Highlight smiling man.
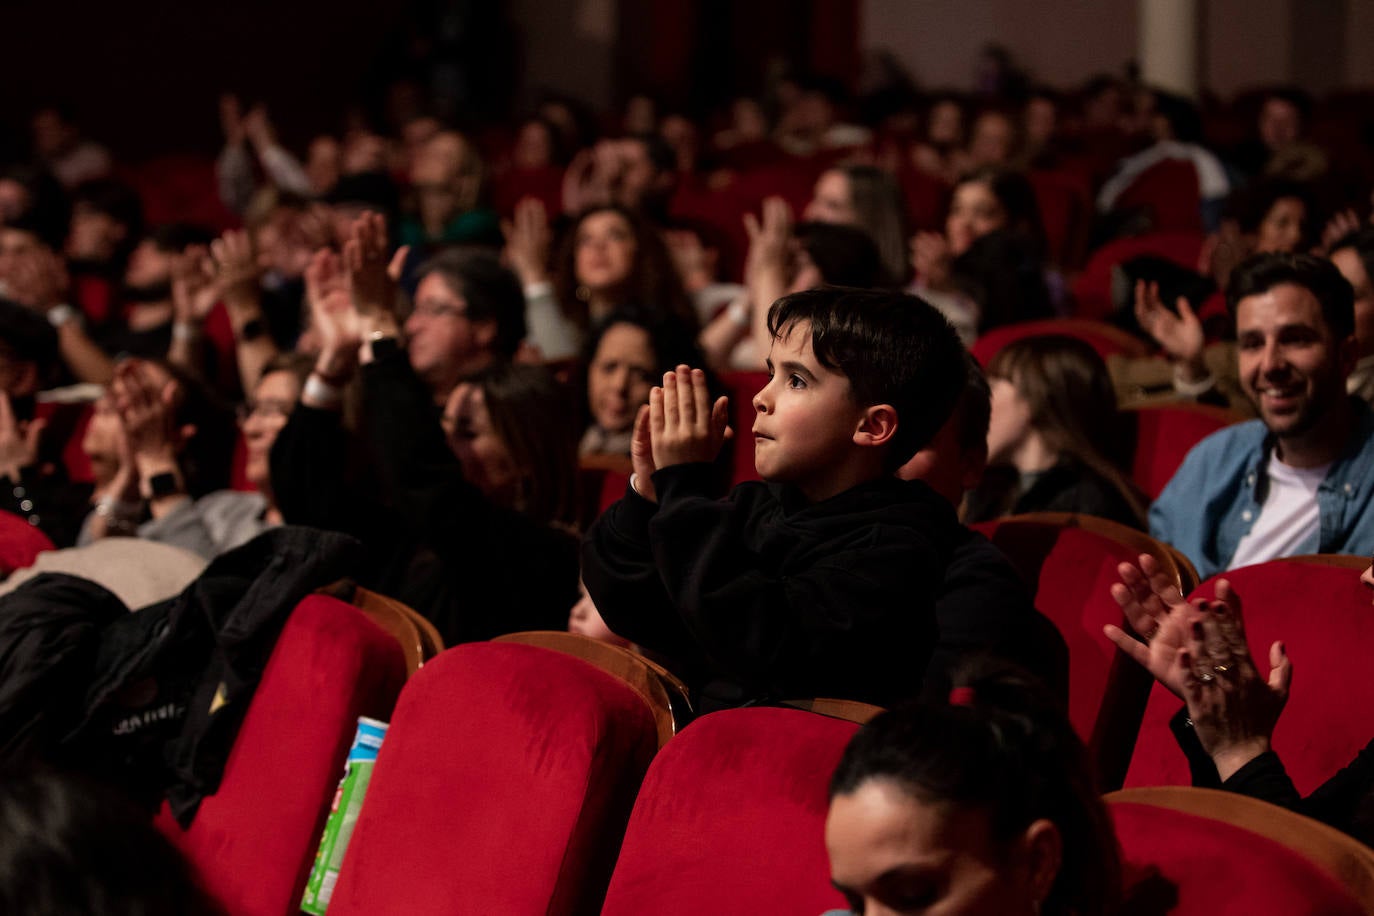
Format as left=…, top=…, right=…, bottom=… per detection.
left=1151, top=253, right=1374, bottom=579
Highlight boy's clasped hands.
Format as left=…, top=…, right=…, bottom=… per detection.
left=629, top=366, right=730, bottom=503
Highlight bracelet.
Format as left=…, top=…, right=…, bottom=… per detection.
left=48, top=303, right=80, bottom=329
left=172, top=321, right=202, bottom=342
left=304, top=373, right=345, bottom=409
left=726, top=299, right=751, bottom=328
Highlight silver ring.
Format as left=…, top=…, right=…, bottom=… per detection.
left=1197, top=672, right=1216, bottom=684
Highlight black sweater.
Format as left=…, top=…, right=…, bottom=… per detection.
left=583, top=465, right=960, bottom=710
left=271, top=348, right=578, bottom=645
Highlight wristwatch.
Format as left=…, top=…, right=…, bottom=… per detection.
left=148, top=472, right=183, bottom=499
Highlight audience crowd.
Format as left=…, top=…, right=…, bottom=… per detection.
left=1, top=53, right=1374, bottom=914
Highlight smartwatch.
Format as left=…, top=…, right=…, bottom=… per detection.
left=148, top=472, right=183, bottom=499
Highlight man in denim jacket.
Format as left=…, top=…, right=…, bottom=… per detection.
left=1152, top=253, right=1374, bottom=580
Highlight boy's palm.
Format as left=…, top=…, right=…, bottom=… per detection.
left=649, top=367, right=731, bottom=471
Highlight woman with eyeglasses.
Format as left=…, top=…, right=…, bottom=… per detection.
left=79, top=353, right=305, bottom=560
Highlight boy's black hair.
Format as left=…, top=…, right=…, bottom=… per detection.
left=767, top=287, right=965, bottom=471
left=1226, top=252, right=1354, bottom=341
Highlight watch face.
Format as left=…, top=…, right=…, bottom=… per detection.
left=149, top=472, right=182, bottom=498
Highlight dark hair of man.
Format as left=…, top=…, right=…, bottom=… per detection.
left=793, top=221, right=887, bottom=289
left=1329, top=228, right=1374, bottom=287
left=767, top=287, right=965, bottom=470
left=1226, top=252, right=1355, bottom=341
left=0, top=298, right=59, bottom=384
left=830, top=663, right=1122, bottom=916
left=0, top=766, right=223, bottom=916
left=146, top=222, right=215, bottom=255
left=1151, top=89, right=1203, bottom=144
left=414, top=249, right=527, bottom=359
left=71, top=179, right=144, bottom=242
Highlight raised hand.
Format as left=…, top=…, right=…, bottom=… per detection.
left=649, top=365, right=730, bottom=470
left=342, top=211, right=404, bottom=316
left=219, top=94, right=245, bottom=146
left=111, top=360, right=181, bottom=469
left=743, top=196, right=793, bottom=278
left=629, top=404, right=657, bottom=502
left=209, top=229, right=261, bottom=310
left=170, top=245, right=219, bottom=322
left=501, top=197, right=551, bottom=287
left=1103, top=552, right=1206, bottom=699
left=1133, top=280, right=1205, bottom=377
left=1177, top=585, right=1291, bottom=780
left=4, top=246, right=68, bottom=312
left=0, top=391, right=44, bottom=482
left=910, top=231, right=951, bottom=289
left=242, top=104, right=278, bottom=151
left=305, top=248, right=363, bottom=381
left=1320, top=208, right=1364, bottom=254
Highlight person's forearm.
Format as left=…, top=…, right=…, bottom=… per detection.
left=56, top=322, right=114, bottom=384
left=216, top=144, right=254, bottom=215
left=698, top=305, right=750, bottom=375
left=256, top=144, right=313, bottom=197
left=166, top=320, right=203, bottom=377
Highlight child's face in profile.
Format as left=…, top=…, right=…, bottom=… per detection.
left=752, top=321, right=869, bottom=501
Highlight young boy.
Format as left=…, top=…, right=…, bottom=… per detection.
left=581, top=286, right=968, bottom=710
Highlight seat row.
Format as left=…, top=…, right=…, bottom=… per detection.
left=145, top=536, right=1374, bottom=914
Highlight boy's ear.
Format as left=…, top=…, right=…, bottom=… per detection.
left=853, top=403, right=897, bottom=449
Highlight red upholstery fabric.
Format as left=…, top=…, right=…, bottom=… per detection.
left=116, top=156, right=237, bottom=232
left=1111, top=158, right=1203, bottom=233
left=1110, top=800, right=1364, bottom=914
left=328, top=642, right=658, bottom=916
left=34, top=400, right=95, bottom=485
left=1126, top=560, right=1374, bottom=794
left=970, top=318, right=1151, bottom=368
left=153, top=594, right=406, bottom=916
left=1070, top=231, right=1206, bottom=320
left=720, top=370, right=767, bottom=486
left=1029, top=170, right=1093, bottom=269
left=601, top=707, right=855, bottom=916
left=0, top=509, right=55, bottom=575
left=1126, top=403, right=1238, bottom=500
left=969, top=518, right=1154, bottom=788
left=492, top=165, right=565, bottom=219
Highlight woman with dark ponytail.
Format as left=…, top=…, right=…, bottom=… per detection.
left=824, top=665, right=1122, bottom=916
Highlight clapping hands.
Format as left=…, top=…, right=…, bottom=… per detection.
left=629, top=366, right=730, bottom=503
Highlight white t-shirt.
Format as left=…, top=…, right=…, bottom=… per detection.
left=1227, top=452, right=1332, bottom=570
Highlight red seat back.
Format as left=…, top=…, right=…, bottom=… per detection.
left=1111, top=158, right=1202, bottom=233
left=1126, top=402, right=1240, bottom=500
left=970, top=318, right=1151, bottom=368
left=601, top=707, right=854, bottom=916
left=328, top=642, right=659, bottom=916
left=0, top=509, right=55, bottom=575
left=1110, top=800, right=1364, bottom=914
left=1070, top=232, right=1206, bottom=320
left=1126, top=558, right=1374, bottom=794
left=1029, top=170, right=1093, bottom=269
left=970, top=515, right=1188, bottom=789
left=720, top=370, right=767, bottom=485
left=154, top=594, right=407, bottom=916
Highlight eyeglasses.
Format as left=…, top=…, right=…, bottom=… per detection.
left=411, top=298, right=469, bottom=320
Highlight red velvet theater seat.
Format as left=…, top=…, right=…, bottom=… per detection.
left=154, top=594, right=407, bottom=916
left=600, top=707, right=856, bottom=916
left=1126, top=557, right=1374, bottom=795
left=1109, top=798, right=1364, bottom=914
left=1070, top=231, right=1207, bottom=320
left=0, top=509, right=55, bottom=576
left=327, top=641, right=659, bottom=916
left=970, top=513, right=1196, bottom=791
left=1124, top=402, right=1241, bottom=500
left=969, top=318, right=1151, bottom=368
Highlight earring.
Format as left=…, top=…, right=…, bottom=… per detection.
left=575, top=284, right=591, bottom=302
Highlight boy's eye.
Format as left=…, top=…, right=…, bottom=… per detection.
left=787, top=374, right=806, bottom=389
